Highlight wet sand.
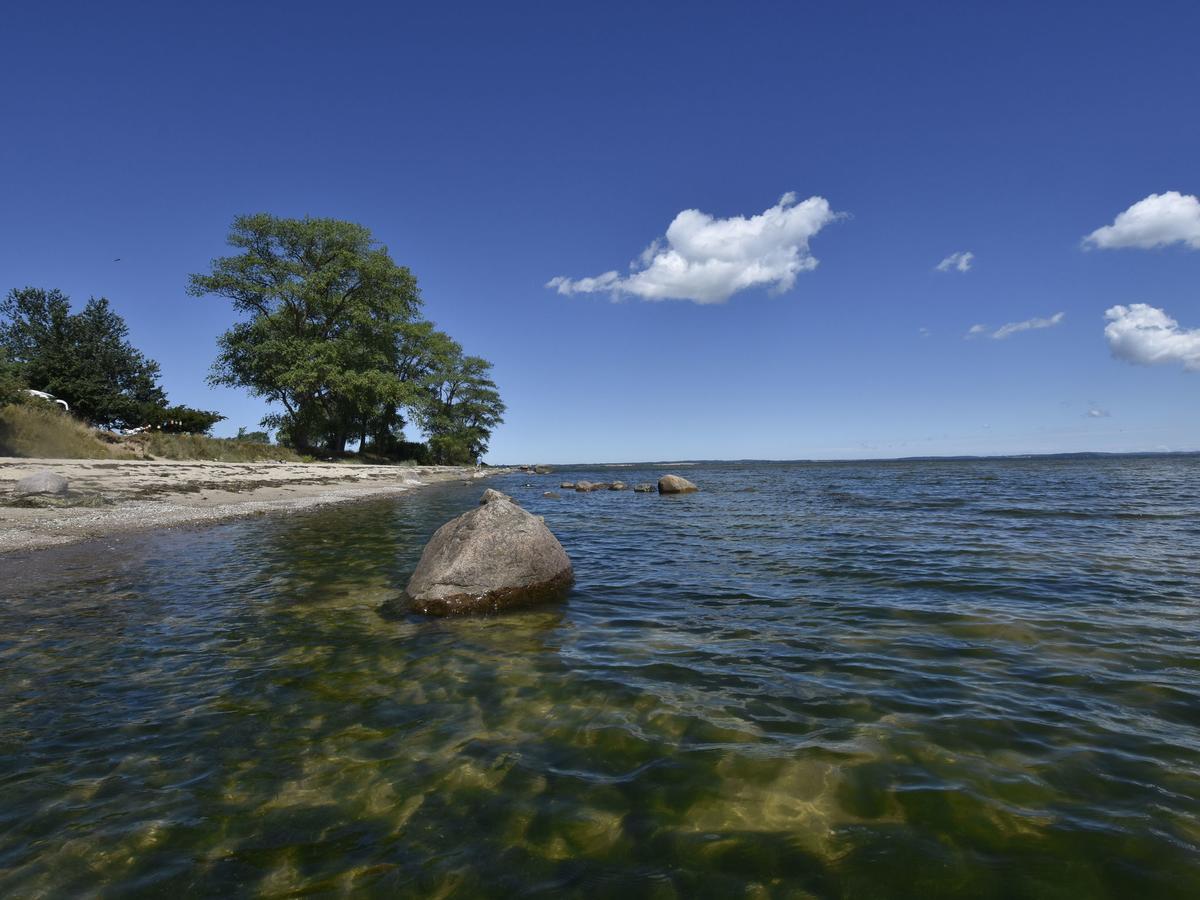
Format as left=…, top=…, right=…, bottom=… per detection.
left=0, top=459, right=502, bottom=554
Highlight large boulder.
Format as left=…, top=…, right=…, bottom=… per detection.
left=658, top=474, right=698, bottom=494
left=404, top=489, right=573, bottom=616
left=14, top=470, right=69, bottom=496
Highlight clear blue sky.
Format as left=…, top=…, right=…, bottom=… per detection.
left=2, top=1, right=1198, bottom=462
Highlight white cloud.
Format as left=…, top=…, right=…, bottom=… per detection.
left=1084, top=191, right=1200, bottom=250
left=966, top=313, right=1065, bottom=340
left=918, top=327, right=932, bottom=338
left=546, top=193, right=842, bottom=304
left=1087, top=408, right=1111, bottom=418
left=1104, top=303, right=1200, bottom=371
left=936, top=250, right=974, bottom=272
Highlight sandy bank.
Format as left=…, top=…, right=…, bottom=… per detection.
left=0, top=459, right=502, bottom=554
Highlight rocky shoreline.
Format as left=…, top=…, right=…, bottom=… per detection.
left=0, top=459, right=503, bottom=555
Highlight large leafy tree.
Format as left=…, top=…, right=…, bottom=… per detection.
left=0, top=288, right=167, bottom=427
left=189, top=214, right=423, bottom=452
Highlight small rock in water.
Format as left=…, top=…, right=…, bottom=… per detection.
left=658, top=474, right=698, bottom=494
left=560, top=482, right=576, bottom=490
left=405, top=489, right=573, bottom=616
left=14, top=470, right=69, bottom=496
left=534, top=465, right=553, bottom=474
left=543, top=491, right=561, bottom=499
left=574, top=481, right=594, bottom=492
left=609, top=481, right=627, bottom=491
left=633, top=483, right=655, bottom=493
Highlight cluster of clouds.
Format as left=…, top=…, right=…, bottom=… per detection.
left=547, top=189, right=1200, bottom=380
left=1087, top=191, right=1200, bottom=372
left=967, top=312, right=1065, bottom=340
left=547, top=193, right=842, bottom=305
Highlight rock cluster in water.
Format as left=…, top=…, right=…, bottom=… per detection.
left=404, top=489, right=573, bottom=616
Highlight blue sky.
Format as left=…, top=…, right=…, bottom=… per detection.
left=2, top=1, right=1198, bottom=462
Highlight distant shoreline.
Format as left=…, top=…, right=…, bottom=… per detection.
left=501, top=450, right=1200, bottom=468
left=0, top=459, right=503, bottom=555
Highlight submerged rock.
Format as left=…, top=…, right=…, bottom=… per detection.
left=560, top=482, right=576, bottom=490
left=633, top=483, right=655, bottom=493
left=543, top=491, right=561, bottom=499
left=404, top=489, right=573, bottom=616
left=14, top=471, right=69, bottom=496
left=658, top=474, right=698, bottom=494
left=574, top=481, right=595, bottom=492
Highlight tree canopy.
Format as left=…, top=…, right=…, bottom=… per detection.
left=190, top=214, right=504, bottom=459
left=1, top=288, right=165, bottom=428
left=0, top=287, right=223, bottom=433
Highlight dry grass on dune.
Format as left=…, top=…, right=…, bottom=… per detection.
left=0, top=404, right=304, bottom=462
left=136, top=432, right=304, bottom=462
left=0, top=404, right=133, bottom=459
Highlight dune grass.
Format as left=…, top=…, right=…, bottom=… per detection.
left=0, top=404, right=133, bottom=459
left=0, top=404, right=304, bottom=462
left=138, top=432, right=304, bottom=462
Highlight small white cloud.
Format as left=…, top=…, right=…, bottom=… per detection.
left=1087, top=408, right=1111, bottom=418
left=918, top=327, right=932, bottom=338
left=966, top=313, right=1065, bottom=340
left=936, top=250, right=974, bottom=272
left=546, top=193, right=842, bottom=304
left=993, top=312, right=1065, bottom=339
left=1083, top=191, right=1200, bottom=250
left=1104, top=303, right=1200, bottom=371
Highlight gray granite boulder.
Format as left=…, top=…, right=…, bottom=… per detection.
left=14, top=471, right=69, bottom=496
left=574, top=481, right=595, bottom=492
left=609, top=481, right=627, bottom=491
left=633, top=483, right=655, bottom=493
left=404, top=489, right=573, bottom=616
left=658, top=474, right=699, bottom=494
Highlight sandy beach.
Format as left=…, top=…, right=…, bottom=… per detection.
left=0, top=458, right=501, bottom=554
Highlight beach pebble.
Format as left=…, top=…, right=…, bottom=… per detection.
left=658, top=474, right=699, bottom=494
left=405, top=489, right=573, bottom=616
left=14, top=470, right=70, bottom=496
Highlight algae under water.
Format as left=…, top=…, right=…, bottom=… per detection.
left=1, top=456, right=1198, bottom=897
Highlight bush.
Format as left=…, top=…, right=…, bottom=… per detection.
left=140, top=404, right=225, bottom=435
left=0, top=403, right=131, bottom=459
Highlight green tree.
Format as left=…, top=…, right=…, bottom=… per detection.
left=0, top=346, right=26, bottom=406
left=0, top=288, right=166, bottom=427
left=415, top=337, right=506, bottom=464
left=189, top=214, right=422, bottom=452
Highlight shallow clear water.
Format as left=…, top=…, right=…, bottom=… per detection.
left=1, top=457, right=1199, bottom=897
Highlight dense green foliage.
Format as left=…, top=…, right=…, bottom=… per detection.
left=141, top=404, right=226, bottom=435
left=0, top=347, right=26, bottom=407
left=0, top=288, right=165, bottom=428
left=1, top=287, right=223, bottom=434
left=190, top=214, right=504, bottom=459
